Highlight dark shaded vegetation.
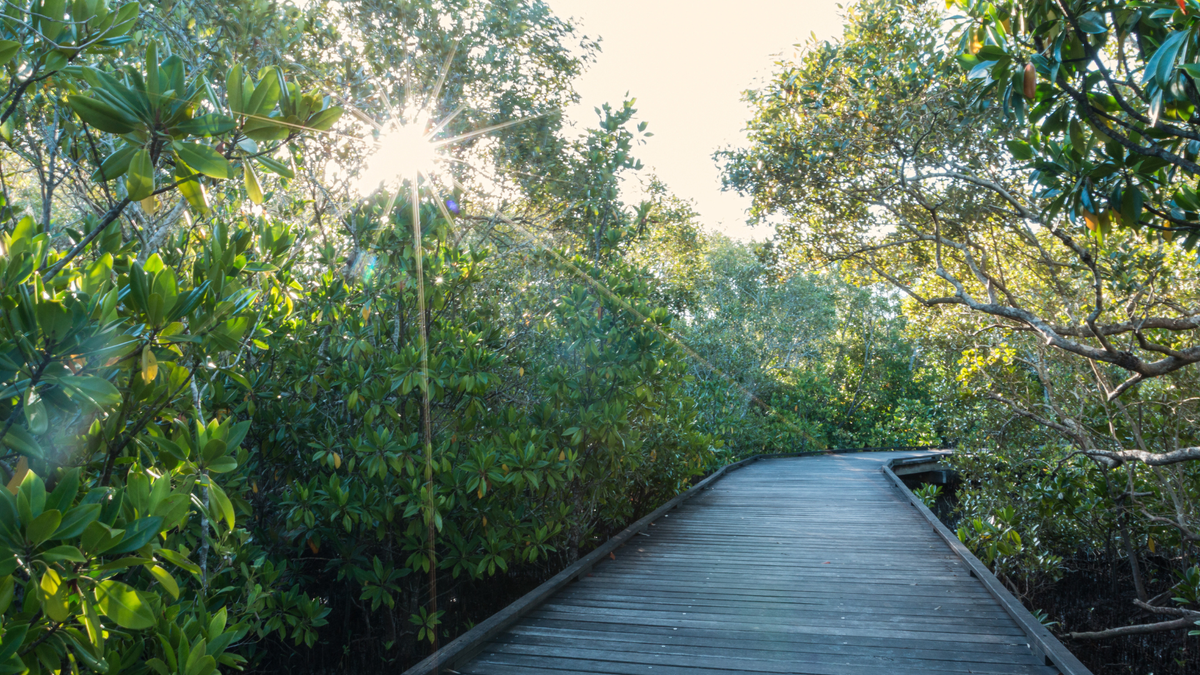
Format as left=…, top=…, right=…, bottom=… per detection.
left=1050, top=557, right=1198, bottom=675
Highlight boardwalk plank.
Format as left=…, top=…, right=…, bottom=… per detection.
left=443, top=453, right=1069, bottom=675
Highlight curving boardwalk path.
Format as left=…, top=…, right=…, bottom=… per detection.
left=433, top=453, right=1077, bottom=674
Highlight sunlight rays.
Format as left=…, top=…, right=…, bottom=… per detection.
left=352, top=114, right=438, bottom=197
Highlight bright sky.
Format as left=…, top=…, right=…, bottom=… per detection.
left=542, top=0, right=847, bottom=241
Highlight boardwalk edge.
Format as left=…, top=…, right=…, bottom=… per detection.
left=882, top=455, right=1093, bottom=675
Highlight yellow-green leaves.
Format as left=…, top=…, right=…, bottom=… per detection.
left=176, top=163, right=210, bottom=215
left=147, top=564, right=179, bottom=599
left=39, top=568, right=70, bottom=622
left=126, top=148, right=154, bottom=200
left=156, top=548, right=200, bottom=576
left=244, top=162, right=263, bottom=204
left=207, top=480, right=235, bottom=529
left=141, top=345, right=158, bottom=383
left=95, top=579, right=156, bottom=629
left=182, top=640, right=217, bottom=675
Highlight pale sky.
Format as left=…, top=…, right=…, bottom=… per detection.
left=542, top=1, right=847, bottom=241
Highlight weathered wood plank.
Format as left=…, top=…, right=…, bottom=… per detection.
left=403, top=452, right=1088, bottom=675
left=501, top=623, right=1043, bottom=661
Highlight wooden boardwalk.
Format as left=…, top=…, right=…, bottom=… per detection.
left=425, top=453, right=1080, bottom=675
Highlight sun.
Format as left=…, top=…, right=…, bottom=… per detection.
left=352, top=114, right=440, bottom=197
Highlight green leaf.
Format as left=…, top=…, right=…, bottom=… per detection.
left=0, top=623, right=26, bottom=663
left=97, top=556, right=153, bottom=571
left=69, top=96, right=139, bottom=133
left=51, top=503, right=101, bottom=539
left=176, top=142, right=230, bottom=179
left=23, top=390, right=47, bottom=435
left=1069, top=119, right=1085, bottom=152
left=147, top=565, right=179, bottom=599
left=109, top=1, right=140, bottom=35
left=167, top=281, right=210, bottom=321
left=3, top=424, right=42, bottom=458
left=107, top=516, right=163, bottom=555
left=1145, top=30, right=1188, bottom=88
left=81, top=521, right=124, bottom=556
left=243, top=118, right=289, bottom=142
left=38, top=545, right=86, bottom=563
left=26, top=509, right=62, bottom=546
left=60, top=376, right=121, bottom=410
left=151, top=436, right=188, bottom=461
left=255, top=155, right=294, bottom=179
left=967, top=59, right=999, bottom=81
left=0, top=576, right=14, bottom=614
left=0, top=40, right=19, bottom=67
left=59, top=631, right=109, bottom=673
left=186, top=652, right=216, bottom=675
left=226, top=64, right=245, bottom=114
left=205, top=457, right=238, bottom=474
left=156, top=548, right=201, bottom=575
left=126, top=148, right=154, bottom=201
left=175, top=113, right=236, bottom=137
left=46, top=469, right=79, bottom=513
left=39, top=568, right=70, bottom=622
left=175, top=162, right=210, bottom=215
left=128, top=261, right=149, bottom=312
left=207, top=481, right=235, bottom=529
left=91, top=146, right=137, bottom=182
left=246, top=70, right=282, bottom=116
left=218, top=368, right=251, bottom=390
left=305, top=106, right=343, bottom=132
left=36, top=299, right=72, bottom=342
left=1075, top=11, right=1107, bottom=34
left=201, top=439, right=227, bottom=463
left=95, top=579, right=156, bottom=629
left=1122, top=185, right=1144, bottom=225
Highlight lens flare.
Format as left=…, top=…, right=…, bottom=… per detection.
left=353, top=116, right=438, bottom=196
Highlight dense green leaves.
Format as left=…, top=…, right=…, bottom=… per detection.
left=951, top=0, right=1200, bottom=246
